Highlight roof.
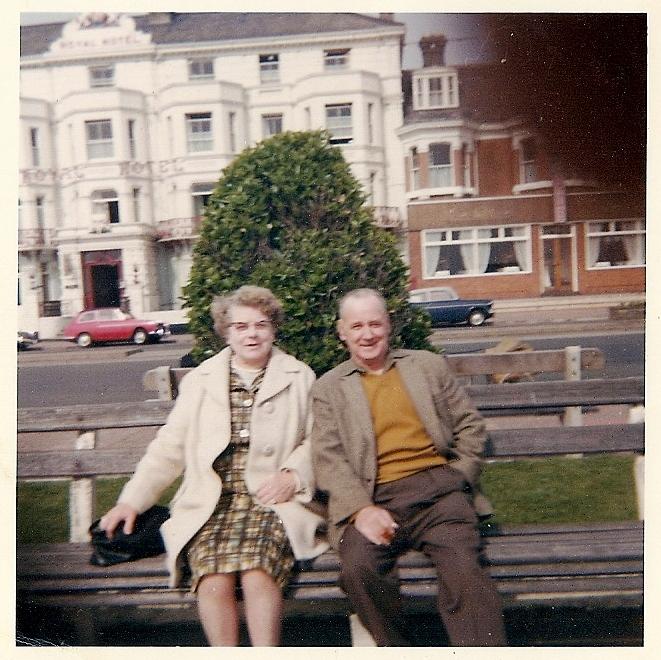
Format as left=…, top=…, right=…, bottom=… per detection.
left=21, top=12, right=404, bottom=57
left=403, top=63, right=521, bottom=125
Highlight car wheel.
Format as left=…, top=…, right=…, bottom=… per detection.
left=467, top=309, right=487, bottom=327
left=76, top=333, right=92, bottom=348
left=132, top=328, right=148, bottom=345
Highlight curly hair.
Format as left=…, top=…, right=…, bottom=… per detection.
left=211, top=285, right=284, bottom=340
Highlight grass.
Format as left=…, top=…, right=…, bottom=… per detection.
left=17, top=477, right=180, bottom=544
left=16, top=455, right=638, bottom=543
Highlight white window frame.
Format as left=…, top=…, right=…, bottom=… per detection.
left=192, top=182, right=215, bottom=217
left=89, top=65, right=115, bottom=87
left=410, top=147, right=421, bottom=190
left=585, top=219, right=645, bottom=269
left=324, top=48, right=349, bottom=69
left=92, top=189, right=120, bottom=224
left=132, top=187, right=140, bottom=223
left=228, top=111, right=236, bottom=153
left=30, top=127, right=40, bottom=167
left=422, top=225, right=532, bottom=279
left=261, top=113, right=283, bottom=138
left=325, top=103, right=352, bottom=144
left=85, top=119, right=114, bottom=159
left=128, top=119, right=136, bottom=159
left=412, top=70, right=459, bottom=110
left=188, top=58, right=214, bottom=79
left=428, top=142, right=453, bottom=188
left=259, top=54, right=280, bottom=84
left=186, top=113, right=213, bottom=153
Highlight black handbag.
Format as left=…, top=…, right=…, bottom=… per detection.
left=88, top=505, right=170, bottom=567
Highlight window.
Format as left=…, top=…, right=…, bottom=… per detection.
left=262, top=114, right=283, bottom=138
left=188, top=59, right=214, bottom=79
left=422, top=225, right=531, bottom=278
left=324, top=48, right=349, bottom=69
left=412, top=71, right=459, bottom=110
left=132, top=187, right=140, bottom=222
left=89, top=65, right=115, bottom=87
left=367, top=103, right=374, bottom=144
left=192, top=183, right=214, bottom=217
left=325, top=104, right=352, bottom=144
left=410, top=147, right=421, bottom=189
left=259, top=54, right=279, bottom=84
left=36, top=196, right=45, bottom=229
left=520, top=138, right=537, bottom=183
left=428, top=143, right=452, bottom=187
left=186, top=113, right=213, bottom=152
left=18, top=199, right=22, bottom=230
left=228, top=112, right=236, bottom=153
left=304, top=107, right=311, bottom=130
left=586, top=220, right=645, bottom=268
left=85, top=119, right=113, bottom=159
left=92, top=189, right=120, bottom=224
left=30, top=127, right=40, bottom=166
left=128, top=119, right=136, bottom=159
left=368, top=171, right=376, bottom=205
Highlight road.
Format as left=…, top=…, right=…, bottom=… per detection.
left=17, top=328, right=644, bottom=408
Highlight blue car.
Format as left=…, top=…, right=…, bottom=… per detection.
left=409, top=287, right=494, bottom=327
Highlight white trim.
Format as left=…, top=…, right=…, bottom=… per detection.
left=513, top=181, right=553, bottom=193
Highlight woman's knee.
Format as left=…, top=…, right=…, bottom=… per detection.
left=197, top=572, right=237, bottom=600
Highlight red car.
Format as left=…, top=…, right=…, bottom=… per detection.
left=62, top=308, right=170, bottom=348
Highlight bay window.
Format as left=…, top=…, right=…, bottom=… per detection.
left=85, top=119, right=113, bottom=159
left=586, top=220, right=645, bottom=268
left=325, top=104, right=352, bottom=144
left=423, top=225, right=531, bottom=278
left=186, top=113, right=213, bottom=152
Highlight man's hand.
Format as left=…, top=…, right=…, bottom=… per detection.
left=99, top=503, right=138, bottom=539
left=354, top=505, right=399, bottom=545
left=256, top=470, right=297, bottom=505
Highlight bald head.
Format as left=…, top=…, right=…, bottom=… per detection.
left=338, top=288, right=388, bottom=320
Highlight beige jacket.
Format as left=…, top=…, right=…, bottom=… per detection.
left=311, top=349, right=492, bottom=548
left=118, top=346, right=329, bottom=587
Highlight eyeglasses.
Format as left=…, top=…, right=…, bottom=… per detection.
left=228, top=320, right=272, bottom=334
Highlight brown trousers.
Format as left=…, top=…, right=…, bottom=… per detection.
left=338, top=464, right=506, bottom=646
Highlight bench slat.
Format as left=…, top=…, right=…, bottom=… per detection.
left=16, top=424, right=644, bottom=479
left=17, top=377, right=644, bottom=433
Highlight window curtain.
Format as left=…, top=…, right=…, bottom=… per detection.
left=425, top=245, right=441, bottom=277
left=588, top=236, right=601, bottom=267
left=513, top=240, right=529, bottom=270
left=623, top=234, right=642, bottom=265
left=477, top=243, right=491, bottom=273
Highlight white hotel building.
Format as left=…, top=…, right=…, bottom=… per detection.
left=19, top=12, right=407, bottom=336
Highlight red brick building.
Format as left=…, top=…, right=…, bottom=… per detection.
left=398, top=35, right=645, bottom=299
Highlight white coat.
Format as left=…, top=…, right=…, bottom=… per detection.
left=117, top=346, right=329, bottom=587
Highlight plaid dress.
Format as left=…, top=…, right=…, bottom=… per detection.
left=186, top=366, right=295, bottom=592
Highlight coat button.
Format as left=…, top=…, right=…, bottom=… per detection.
left=262, top=444, right=274, bottom=456
left=239, top=429, right=250, bottom=438
left=264, top=402, right=274, bottom=413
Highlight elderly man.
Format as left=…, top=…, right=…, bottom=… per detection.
left=311, top=288, right=506, bottom=646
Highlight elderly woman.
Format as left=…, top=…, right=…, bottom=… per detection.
left=100, top=285, right=328, bottom=646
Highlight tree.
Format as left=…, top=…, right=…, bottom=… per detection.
left=182, top=130, right=433, bottom=374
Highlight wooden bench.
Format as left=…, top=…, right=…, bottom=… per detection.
left=17, top=373, right=644, bottom=645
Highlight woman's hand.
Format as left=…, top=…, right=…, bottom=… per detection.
left=255, top=470, right=298, bottom=505
left=99, top=503, right=138, bottom=539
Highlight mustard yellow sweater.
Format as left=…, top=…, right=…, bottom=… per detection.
left=361, top=367, right=447, bottom=484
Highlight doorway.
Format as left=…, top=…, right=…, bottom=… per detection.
left=82, top=249, right=123, bottom=309
left=91, top=264, right=120, bottom=307
left=540, top=224, right=577, bottom=295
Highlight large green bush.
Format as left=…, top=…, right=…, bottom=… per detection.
left=182, top=130, right=432, bottom=373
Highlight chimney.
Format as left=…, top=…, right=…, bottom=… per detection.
left=379, top=13, right=395, bottom=23
left=419, top=34, right=447, bottom=68
left=148, top=12, right=174, bottom=25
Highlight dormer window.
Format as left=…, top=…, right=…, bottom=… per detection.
left=412, top=69, right=459, bottom=110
